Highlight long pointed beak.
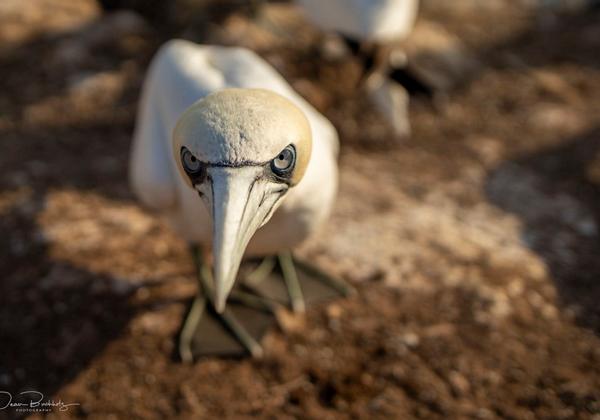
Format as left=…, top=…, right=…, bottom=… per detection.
left=210, top=167, right=267, bottom=312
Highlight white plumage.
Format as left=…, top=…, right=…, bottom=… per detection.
left=297, top=0, right=419, bottom=42
left=129, top=40, right=339, bottom=309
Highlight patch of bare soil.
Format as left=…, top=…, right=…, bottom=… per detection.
left=0, top=0, right=599, bottom=418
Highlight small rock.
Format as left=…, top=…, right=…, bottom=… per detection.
left=507, top=279, right=525, bottom=297
left=293, top=344, right=307, bottom=357
left=476, top=408, right=495, bottom=419
left=448, top=371, right=471, bottom=396
left=360, top=373, right=374, bottom=386
left=530, top=103, right=584, bottom=133
left=541, top=304, right=558, bottom=320
left=326, top=303, right=343, bottom=319
left=527, top=259, right=548, bottom=280
left=532, top=69, right=581, bottom=104
left=179, top=383, right=206, bottom=415
left=318, top=346, right=334, bottom=360
left=133, top=312, right=170, bottom=334
left=275, top=308, right=305, bottom=333
left=399, top=332, right=420, bottom=348
left=467, top=137, right=504, bottom=166
left=68, top=70, right=125, bottom=101
left=490, top=293, right=512, bottom=318
left=423, top=323, right=456, bottom=338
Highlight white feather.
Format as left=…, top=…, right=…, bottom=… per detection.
left=129, top=40, right=339, bottom=255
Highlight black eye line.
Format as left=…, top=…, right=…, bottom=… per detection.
left=181, top=146, right=267, bottom=168
left=180, top=146, right=296, bottom=167
left=180, top=145, right=296, bottom=185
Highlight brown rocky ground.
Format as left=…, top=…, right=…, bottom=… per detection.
left=0, top=0, right=599, bottom=418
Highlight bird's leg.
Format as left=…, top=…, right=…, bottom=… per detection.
left=178, top=245, right=265, bottom=362
left=290, top=253, right=356, bottom=300
left=178, top=283, right=207, bottom=363
left=278, top=252, right=305, bottom=313
left=178, top=248, right=354, bottom=361
left=243, top=251, right=355, bottom=314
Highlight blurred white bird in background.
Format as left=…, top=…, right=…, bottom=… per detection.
left=130, top=40, right=352, bottom=361
left=297, top=0, right=419, bottom=42
left=297, top=0, right=424, bottom=138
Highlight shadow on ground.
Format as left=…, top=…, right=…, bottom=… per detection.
left=486, top=128, right=600, bottom=333
left=0, top=20, right=154, bottom=415
left=0, top=201, right=134, bottom=418
left=484, top=7, right=600, bottom=71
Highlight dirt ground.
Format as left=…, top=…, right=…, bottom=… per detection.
left=1, top=0, right=599, bottom=418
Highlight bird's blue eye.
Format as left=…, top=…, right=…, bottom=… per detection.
left=181, top=148, right=203, bottom=174
left=271, top=145, right=296, bottom=177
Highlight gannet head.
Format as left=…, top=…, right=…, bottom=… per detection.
left=173, top=88, right=312, bottom=312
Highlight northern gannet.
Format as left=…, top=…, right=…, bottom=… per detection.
left=296, top=0, right=421, bottom=138
left=130, top=40, right=351, bottom=360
